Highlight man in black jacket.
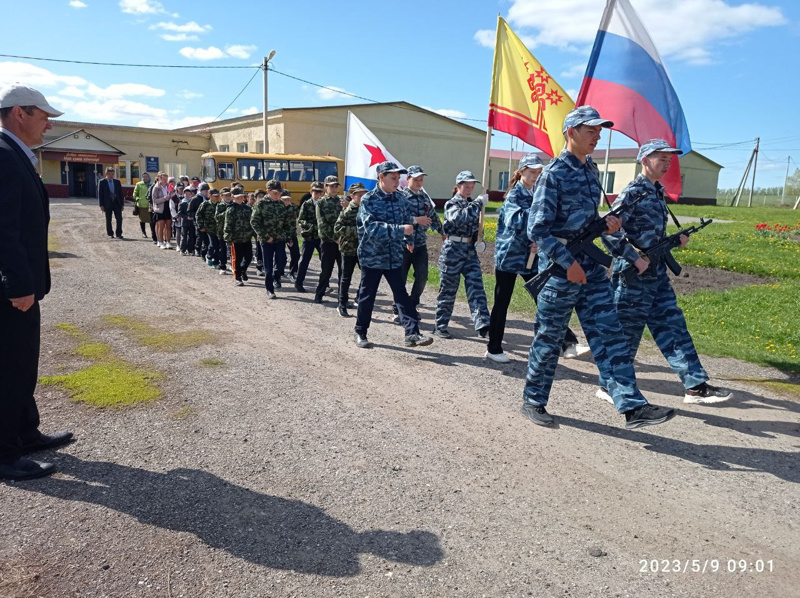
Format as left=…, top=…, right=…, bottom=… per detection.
left=98, top=165, right=124, bottom=238
left=0, top=84, right=74, bottom=481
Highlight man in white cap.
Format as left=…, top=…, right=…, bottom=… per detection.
left=0, top=84, right=73, bottom=480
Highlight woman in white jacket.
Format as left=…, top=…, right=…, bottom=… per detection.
left=151, top=172, right=177, bottom=248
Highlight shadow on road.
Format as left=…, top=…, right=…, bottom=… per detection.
left=20, top=454, right=443, bottom=576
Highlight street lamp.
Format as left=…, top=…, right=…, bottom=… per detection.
left=263, top=50, right=276, bottom=153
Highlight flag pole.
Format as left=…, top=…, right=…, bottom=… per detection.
left=601, top=129, right=612, bottom=202
left=476, top=124, right=493, bottom=249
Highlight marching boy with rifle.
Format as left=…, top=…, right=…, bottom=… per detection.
left=523, top=106, right=676, bottom=429
left=598, top=139, right=732, bottom=404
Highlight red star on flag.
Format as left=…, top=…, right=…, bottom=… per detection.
left=534, top=67, right=551, bottom=84
left=364, top=144, right=387, bottom=167
left=546, top=89, right=564, bottom=106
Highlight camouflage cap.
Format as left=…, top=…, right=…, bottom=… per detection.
left=233, top=188, right=247, bottom=197
left=637, top=139, right=681, bottom=163
left=519, top=154, right=544, bottom=170
left=376, top=161, right=408, bottom=175
left=324, top=175, right=340, bottom=186
left=310, top=181, right=324, bottom=191
left=455, top=170, right=480, bottom=184
left=220, top=187, right=231, bottom=194
left=199, top=182, right=210, bottom=191
left=406, top=165, right=426, bottom=178
left=266, top=179, right=282, bottom=191
left=209, top=188, right=220, bottom=196
left=281, top=189, right=292, bottom=198
left=183, top=186, right=196, bottom=194
left=562, top=105, right=614, bottom=134
left=347, top=182, right=367, bottom=195
left=254, top=188, right=266, bottom=196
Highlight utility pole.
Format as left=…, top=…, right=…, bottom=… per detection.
left=781, top=155, right=791, bottom=206
left=747, top=137, right=759, bottom=207
left=262, top=50, right=276, bottom=154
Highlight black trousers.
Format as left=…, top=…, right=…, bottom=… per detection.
left=0, top=301, right=42, bottom=462
left=180, top=222, right=196, bottom=253
left=261, top=240, right=286, bottom=293
left=231, top=242, right=252, bottom=280
left=150, top=212, right=157, bottom=242
left=206, top=233, right=220, bottom=265
left=314, top=240, right=342, bottom=299
left=255, top=241, right=263, bottom=270
left=355, top=267, right=419, bottom=337
left=104, top=204, right=123, bottom=237
left=339, top=254, right=359, bottom=307
left=288, top=234, right=300, bottom=276
left=296, top=238, right=321, bottom=286
left=487, top=269, right=579, bottom=355
left=394, top=245, right=428, bottom=315
left=195, top=223, right=208, bottom=256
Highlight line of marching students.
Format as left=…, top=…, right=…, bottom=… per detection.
left=135, top=106, right=732, bottom=431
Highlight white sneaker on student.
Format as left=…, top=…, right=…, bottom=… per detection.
left=595, top=387, right=614, bottom=404
left=562, top=343, right=591, bottom=359
left=484, top=350, right=511, bottom=364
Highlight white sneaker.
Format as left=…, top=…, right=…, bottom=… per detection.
left=219, top=269, right=229, bottom=276
left=175, top=246, right=182, bottom=252
left=161, top=243, right=171, bottom=250
left=484, top=350, right=511, bottom=364
left=683, top=383, right=733, bottom=404
left=266, top=291, right=276, bottom=299
left=562, top=343, right=591, bottom=359
left=595, top=387, right=614, bottom=404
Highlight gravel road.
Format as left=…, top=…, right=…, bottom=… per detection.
left=1, top=200, right=797, bottom=598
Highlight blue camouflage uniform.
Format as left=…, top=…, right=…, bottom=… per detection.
left=355, top=167, right=422, bottom=338
left=434, top=181, right=491, bottom=333
left=603, top=170, right=709, bottom=390
left=494, top=181, right=535, bottom=276
left=524, top=145, right=649, bottom=414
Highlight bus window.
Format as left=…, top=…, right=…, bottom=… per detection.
left=289, top=160, right=315, bottom=182
left=265, top=160, right=289, bottom=182
left=238, top=158, right=264, bottom=181
left=202, top=158, right=216, bottom=182
left=217, top=161, right=234, bottom=180
left=315, top=161, right=338, bottom=182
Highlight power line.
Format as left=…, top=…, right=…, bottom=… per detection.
left=0, top=53, right=256, bottom=69
left=210, top=67, right=262, bottom=123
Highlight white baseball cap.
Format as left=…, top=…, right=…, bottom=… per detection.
left=0, top=84, right=64, bottom=117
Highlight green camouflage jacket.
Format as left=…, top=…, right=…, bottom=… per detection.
left=316, top=194, right=343, bottom=242
left=223, top=202, right=254, bottom=243
left=196, top=199, right=219, bottom=234
left=297, top=198, right=319, bottom=240
left=334, top=200, right=359, bottom=257
left=283, top=202, right=299, bottom=239
left=250, top=199, right=285, bottom=241
left=215, top=201, right=233, bottom=238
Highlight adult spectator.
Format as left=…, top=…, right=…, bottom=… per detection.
left=132, top=172, right=152, bottom=238
left=0, top=84, right=73, bottom=481
left=98, top=166, right=124, bottom=239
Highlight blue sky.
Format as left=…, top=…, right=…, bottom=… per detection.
left=1, top=0, right=798, bottom=188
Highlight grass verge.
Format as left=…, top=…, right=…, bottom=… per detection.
left=40, top=361, right=162, bottom=408
left=198, top=357, right=225, bottom=367
left=101, top=314, right=213, bottom=352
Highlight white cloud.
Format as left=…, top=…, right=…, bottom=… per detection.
left=179, top=46, right=226, bottom=60
left=474, top=28, right=536, bottom=49
left=316, top=86, right=352, bottom=101
left=150, top=20, right=211, bottom=33
left=0, top=62, right=87, bottom=89
left=225, top=106, right=260, bottom=116
left=85, top=83, right=166, bottom=99
left=496, top=0, right=785, bottom=64
left=176, top=90, right=203, bottom=100
left=560, top=63, right=587, bottom=79
left=146, top=114, right=216, bottom=129
left=161, top=33, right=198, bottom=41
left=422, top=106, right=467, bottom=119
left=119, top=0, right=166, bottom=14
left=69, top=1, right=88, bottom=8
left=67, top=98, right=168, bottom=122
left=225, top=45, right=257, bottom=60
left=565, top=89, right=578, bottom=101
left=59, top=86, right=86, bottom=98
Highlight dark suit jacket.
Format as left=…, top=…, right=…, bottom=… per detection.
left=0, top=131, right=51, bottom=301
left=98, top=177, right=123, bottom=208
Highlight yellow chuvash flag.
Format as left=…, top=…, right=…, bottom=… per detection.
left=488, top=17, right=575, bottom=157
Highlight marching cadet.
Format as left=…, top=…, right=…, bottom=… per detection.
left=314, top=175, right=344, bottom=304
left=195, top=187, right=221, bottom=268
left=392, top=165, right=442, bottom=324
left=486, top=154, right=588, bottom=363
left=599, top=139, right=732, bottom=404
left=223, top=188, right=254, bottom=287
left=523, top=105, right=675, bottom=429
left=252, top=189, right=266, bottom=277
left=282, top=190, right=301, bottom=283
left=250, top=180, right=286, bottom=299
left=334, top=182, right=368, bottom=318
left=214, top=188, right=234, bottom=275
left=433, top=171, right=491, bottom=339
left=354, top=161, right=433, bottom=348
left=294, top=181, right=324, bottom=293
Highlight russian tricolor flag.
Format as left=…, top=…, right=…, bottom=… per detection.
left=577, top=0, right=690, bottom=199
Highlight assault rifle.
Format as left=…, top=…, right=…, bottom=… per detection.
left=622, top=218, right=712, bottom=285
left=523, top=193, right=647, bottom=301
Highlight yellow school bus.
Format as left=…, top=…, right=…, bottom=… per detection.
left=200, top=152, right=344, bottom=204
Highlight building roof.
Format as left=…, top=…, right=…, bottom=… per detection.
left=490, top=147, right=722, bottom=170
left=47, top=119, right=210, bottom=137
left=34, top=128, right=125, bottom=154
left=177, top=101, right=485, bottom=135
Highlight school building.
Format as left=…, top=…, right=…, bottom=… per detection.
left=33, top=101, right=722, bottom=204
